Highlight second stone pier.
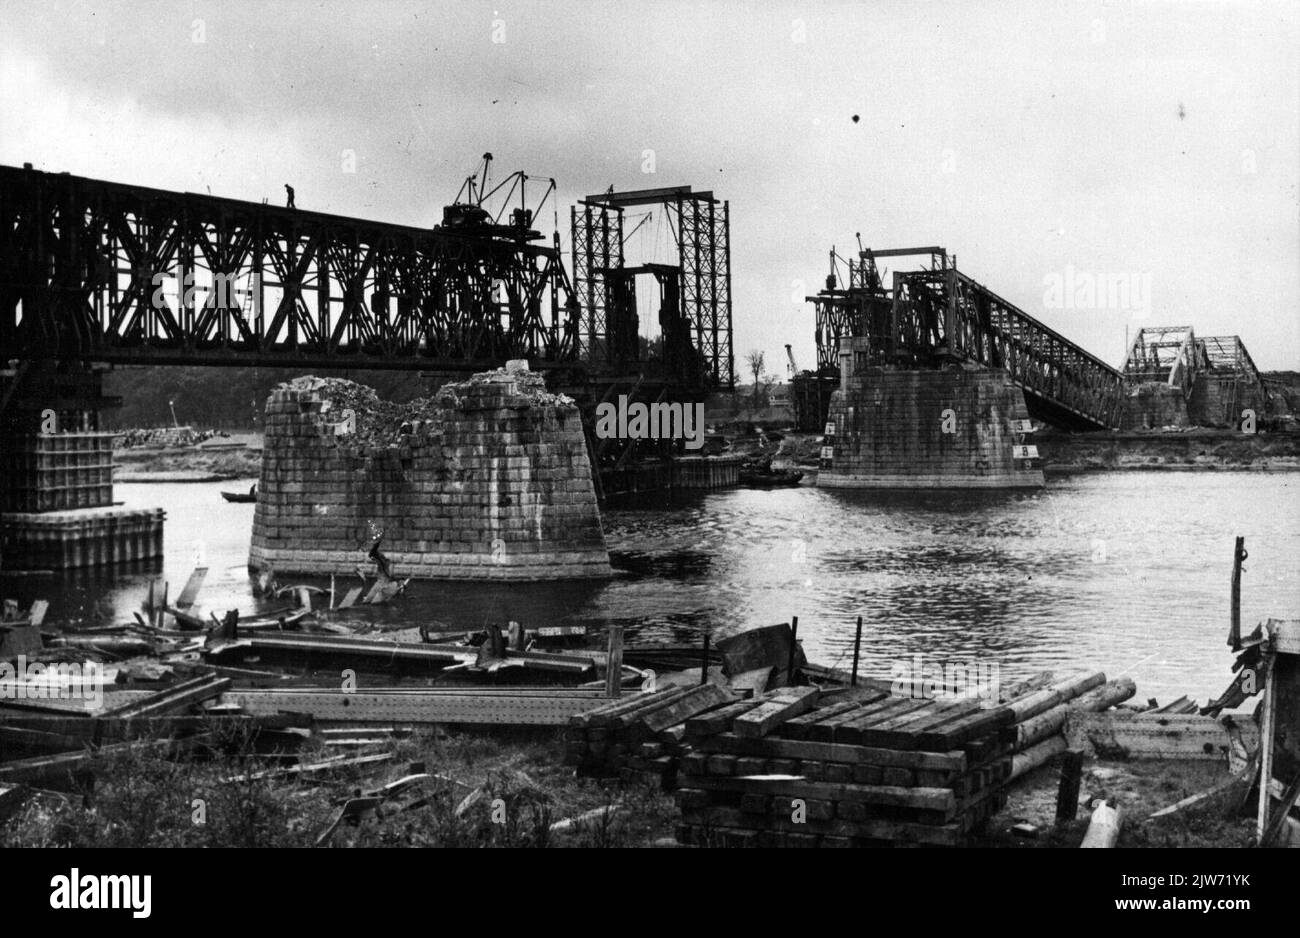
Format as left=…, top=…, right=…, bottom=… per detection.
left=819, top=338, right=1045, bottom=489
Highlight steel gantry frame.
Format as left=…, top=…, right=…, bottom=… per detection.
left=570, top=200, right=625, bottom=369
left=572, top=185, right=733, bottom=391
left=0, top=164, right=581, bottom=370
left=808, top=245, right=1127, bottom=430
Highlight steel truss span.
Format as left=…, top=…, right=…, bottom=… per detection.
left=809, top=248, right=1125, bottom=431
left=0, top=165, right=580, bottom=370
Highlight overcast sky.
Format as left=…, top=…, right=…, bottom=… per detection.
left=3, top=0, right=1297, bottom=372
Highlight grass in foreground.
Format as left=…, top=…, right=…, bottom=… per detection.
left=0, top=725, right=677, bottom=849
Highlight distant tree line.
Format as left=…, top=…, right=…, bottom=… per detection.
left=101, top=366, right=442, bottom=430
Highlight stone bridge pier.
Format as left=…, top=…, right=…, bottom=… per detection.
left=818, top=338, right=1045, bottom=489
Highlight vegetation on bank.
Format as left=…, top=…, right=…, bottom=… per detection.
left=0, top=727, right=678, bottom=849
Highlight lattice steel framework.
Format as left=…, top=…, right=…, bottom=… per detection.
left=1200, top=335, right=1265, bottom=388
left=674, top=193, right=733, bottom=390
left=573, top=186, right=733, bottom=390
left=570, top=201, right=624, bottom=367
left=1120, top=325, right=1205, bottom=394
left=0, top=165, right=580, bottom=370
left=1121, top=327, right=1266, bottom=401
left=808, top=245, right=1127, bottom=430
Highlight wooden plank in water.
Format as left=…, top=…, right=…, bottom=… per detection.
left=175, top=567, right=209, bottom=608
left=337, top=587, right=364, bottom=609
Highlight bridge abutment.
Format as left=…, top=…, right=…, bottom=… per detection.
left=818, top=341, right=1044, bottom=489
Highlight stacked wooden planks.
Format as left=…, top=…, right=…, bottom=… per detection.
left=564, top=684, right=736, bottom=789
left=674, top=671, right=1110, bottom=847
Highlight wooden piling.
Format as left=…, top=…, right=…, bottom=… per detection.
left=1056, top=749, right=1084, bottom=822
left=851, top=615, right=863, bottom=687
left=1230, top=536, right=1246, bottom=651
left=1257, top=651, right=1277, bottom=844
left=605, top=626, right=624, bottom=699
left=786, top=616, right=799, bottom=686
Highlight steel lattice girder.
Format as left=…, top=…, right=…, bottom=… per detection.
left=1121, top=325, right=1205, bottom=391
left=892, top=268, right=1126, bottom=430
left=0, top=165, right=580, bottom=370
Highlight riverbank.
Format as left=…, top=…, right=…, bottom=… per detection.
left=1038, top=428, right=1300, bottom=473
left=114, top=434, right=263, bottom=482
left=110, top=427, right=1300, bottom=482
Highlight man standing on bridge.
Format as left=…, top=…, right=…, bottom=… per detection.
left=285, top=184, right=295, bottom=209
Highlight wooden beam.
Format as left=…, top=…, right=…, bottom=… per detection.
left=694, top=732, right=966, bottom=771
left=733, top=687, right=820, bottom=738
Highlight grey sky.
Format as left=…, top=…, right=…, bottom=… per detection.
left=3, top=0, right=1297, bottom=371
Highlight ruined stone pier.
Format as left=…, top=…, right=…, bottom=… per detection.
left=249, top=365, right=611, bottom=580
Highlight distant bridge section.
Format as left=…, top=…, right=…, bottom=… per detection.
left=809, top=246, right=1126, bottom=431
left=0, top=164, right=580, bottom=371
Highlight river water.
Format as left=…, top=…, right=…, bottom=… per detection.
left=16, top=471, right=1299, bottom=704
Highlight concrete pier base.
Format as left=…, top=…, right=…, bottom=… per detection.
left=819, top=343, right=1044, bottom=490
left=0, top=507, right=166, bottom=569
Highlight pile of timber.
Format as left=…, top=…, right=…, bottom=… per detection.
left=564, top=684, right=736, bottom=789
left=674, top=671, right=1131, bottom=847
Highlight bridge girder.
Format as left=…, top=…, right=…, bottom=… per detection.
left=0, top=165, right=581, bottom=371
left=807, top=246, right=1126, bottom=431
